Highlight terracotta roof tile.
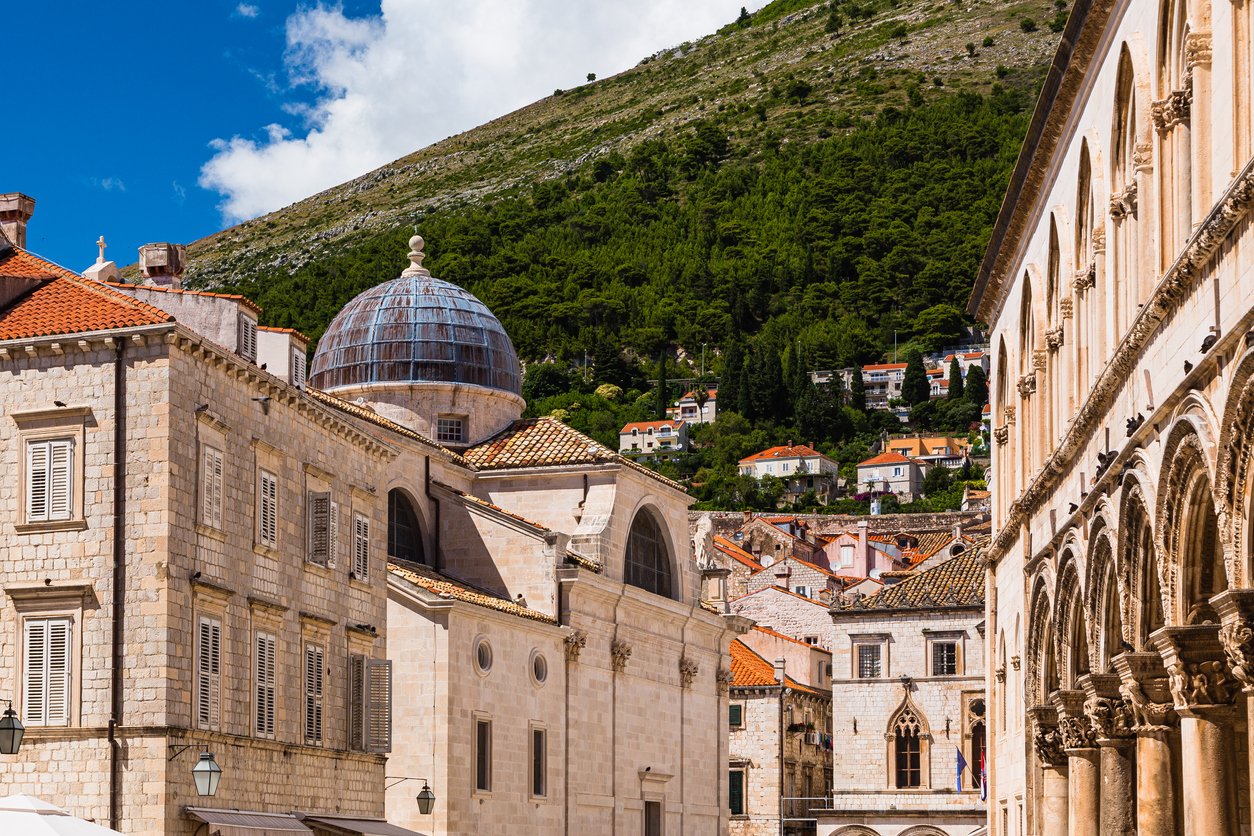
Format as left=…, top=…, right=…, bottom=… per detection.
left=464, top=417, right=685, bottom=491
left=388, top=561, right=557, bottom=624
left=739, top=444, right=828, bottom=464
left=862, top=363, right=908, bottom=371
left=729, top=639, right=824, bottom=694
left=713, top=536, right=764, bottom=571
left=857, top=451, right=920, bottom=467
left=752, top=624, right=819, bottom=648
left=0, top=253, right=173, bottom=341
left=259, top=325, right=311, bottom=343
left=833, top=543, right=987, bottom=611
left=620, top=419, right=685, bottom=432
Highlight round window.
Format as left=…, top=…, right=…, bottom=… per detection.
left=474, top=637, right=493, bottom=674
left=531, top=652, right=548, bottom=686
left=970, top=698, right=986, bottom=717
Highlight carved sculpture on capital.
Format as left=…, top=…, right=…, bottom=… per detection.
left=1133, top=142, right=1154, bottom=174
left=1060, top=297, right=1074, bottom=319
left=1032, top=350, right=1047, bottom=372
left=716, top=666, right=734, bottom=694
left=1017, top=373, right=1037, bottom=399
left=994, top=426, right=1009, bottom=446
left=679, top=655, right=699, bottom=689
left=1073, top=263, right=1096, bottom=295
left=1045, top=327, right=1064, bottom=352
left=1003, top=404, right=1016, bottom=425
left=1165, top=657, right=1236, bottom=708
left=611, top=639, right=632, bottom=673
left=1110, top=181, right=1139, bottom=222
left=1219, top=618, right=1254, bottom=687
left=1058, top=712, right=1098, bottom=750
left=1091, top=225, right=1106, bottom=254
left=1085, top=694, right=1135, bottom=741
left=1185, top=31, right=1213, bottom=69
left=565, top=629, right=588, bottom=662
left=1152, top=88, right=1193, bottom=135
left=1120, top=677, right=1176, bottom=732
left=1033, top=721, right=1068, bottom=767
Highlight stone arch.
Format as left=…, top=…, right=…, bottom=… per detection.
left=1157, top=417, right=1226, bottom=624
left=385, top=483, right=431, bottom=566
left=886, top=691, right=932, bottom=789
left=1055, top=551, right=1091, bottom=683
left=1028, top=574, right=1058, bottom=706
left=1216, top=350, right=1254, bottom=585
left=624, top=502, right=678, bottom=600
left=899, top=828, right=949, bottom=836
left=1086, top=517, right=1126, bottom=669
left=1119, top=469, right=1165, bottom=647
left=832, top=828, right=881, bottom=836
left=1156, top=0, right=1195, bottom=259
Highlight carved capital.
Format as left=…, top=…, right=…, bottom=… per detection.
left=1011, top=655, right=1021, bottom=671
left=1152, top=88, right=1193, bottom=135
left=1003, top=404, right=1016, bottom=424
left=679, top=655, right=699, bottom=689
left=1153, top=625, right=1239, bottom=711
left=1133, top=142, right=1154, bottom=173
left=1032, top=349, right=1047, bottom=371
left=564, top=629, right=588, bottom=662
left=1051, top=689, right=1098, bottom=751
left=994, top=426, right=1009, bottom=446
left=1110, top=181, right=1139, bottom=222
left=611, top=639, right=633, bottom=673
left=1185, top=31, right=1213, bottom=68
left=1080, top=673, right=1135, bottom=742
left=1059, top=297, right=1074, bottom=320
left=717, top=666, right=734, bottom=694
left=1029, top=705, right=1067, bottom=767
left=1017, top=373, right=1037, bottom=399
left=995, top=666, right=1007, bottom=683
left=1045, top=327, right=1064, bottom=352
left=1092, top=225, right=1106, bottom=254
left=1073, top=262, right=1096, bottom=294
left=1213, top=589, right=1254, bottom=688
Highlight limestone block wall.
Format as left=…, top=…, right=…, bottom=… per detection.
left=732, top=588, right=834, bottom=649
left=745, top=558, right=836, bottom=601
left=730, top=690, right=783, bottom=836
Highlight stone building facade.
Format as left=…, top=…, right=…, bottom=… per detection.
left=967, top=0, right=1254, bottom=829
left=818, top=551, right=987, bottom=836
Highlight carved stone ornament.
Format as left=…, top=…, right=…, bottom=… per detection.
left=1152, top=88, right=1193, bottom=135
left=1085, top=695, right=1136, bottom=741
left=994, top=426, right=1009, bottom=446
left=1003, top=405, right=1016, bottom=424
left=565, top=629, right=588, bottom=662
left=1219, top=619, right=1254, bottom=686
left=611, top=639, right=633, bottom=673
left=679, top=655, right=699, bottom=689
left=1110, top=182, right=1139, bottom=222
left=1185, top=31, right=1213, bottom=69
left=1057, top=713, right=1098, bottom=750
left=995, top=666, right=1007, bottom=683
left=1060, top=297, right=1074, bottom=320
left=717, top=666, right=734, bottom=694
left=1118, top=677, right=1176, bottom=732
left=1072, top=262, right=1096, bottom=294
left=1091, top=225, right=1106, bottom=254
left=1033, top=723, right=1067, bottom=766
left=1166, top=657, right=1236, bottom=708
left=1045, top=327, right=1065, bottom=352
left=1017, top=373, right=1037, bottom=399
left=1133, top=142, right=1154, bottom=173
left=1032, top=349, right=1047, bottom=371
left=1011, top=655, right=1022, bottom=671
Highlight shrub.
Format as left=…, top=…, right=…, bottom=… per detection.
left=1019, top=17, right=1038, bottom=32
left=982, top=35, right=995, bottom=47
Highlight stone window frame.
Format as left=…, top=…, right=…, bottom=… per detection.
left=8, top=585, right=90, bottom=729
left=436, top=414, right=467, bottom=444
left=303, top=464, right=336, bottom=570
left=348, top=486, right=374, bottom=587
left=195, top=411, right=230, bottom=538
left=474, top=711, right=494, bottom=795
left=529, top=721, right=549, bottom=800
left=850, top=632, right=891, bottom=680
left=249, top=598, right=286, bottom=741
left=12, top=407, right=90, bottom=534
left=299, top=613, right=333, bottom=748
left=728, top=761, right=750, bottom=818
left=923, top=629, right=967, bottom=678
left=193, top=588, right=231, bottom=733
left=728, top=701, right=745, bottom=729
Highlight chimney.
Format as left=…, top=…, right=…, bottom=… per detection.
left=139, top=243, right=187, bottom=289
left=774, top=658, right=787, bottom=685
left=0, top=193, right=35, bottom=248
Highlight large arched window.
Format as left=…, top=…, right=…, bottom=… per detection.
left=626, top=509, right=673, bottom=598
left=970, top=714, right=987, bottom=790
left=388, top=489, right=427, bottom=565
left=893, top=707, right=924, bottom=788
left=1074, top=142, right=1094, bottom=399
left=1157, top=0, right=1193, bottom=258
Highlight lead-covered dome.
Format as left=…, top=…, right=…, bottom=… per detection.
left=309, top=237, right=521, bottom=395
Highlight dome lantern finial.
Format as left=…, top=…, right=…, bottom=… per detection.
left=402, top=234, right=430, bottom=278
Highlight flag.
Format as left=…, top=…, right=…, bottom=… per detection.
left=956, top=748, right=968, bottom=792
left=979, top=750, right=988, bottom=801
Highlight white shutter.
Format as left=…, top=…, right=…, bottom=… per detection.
left=48, top=440, right=72, bottom=521
left=239, top=315, right=257, bottom=362
left=307, top=492, right=330, bottom=565
left=26, top=441, right=49, bottom=522
left=329, top=502, right=340, bottom=569
left=304, top=644, right=324, bottom=743
left=364, top=658, right=392, bottom=753
left=202, top=447, right=224, bottom=529
left=197, top=617, right=222, bottom=729
left=353, top=514, right=370, bottom=580
left=24, top=617, right=71, bottom=726
left=292, top=348, right=307, bottom=388
left=255, top=632, right=276, bottom=737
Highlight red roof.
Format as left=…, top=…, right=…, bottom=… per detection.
left=729, top=639, right=824, bottom=694
left=752, top=624, right=819, bottom=648
left=943, top=351, right=986, bottom=362
left=862, top=363, right=907, bottom=371
left=713, top=536, right=764, bottom=571
left=739, top=444, right=826, bottom=464
left=857, top=451, right=918, bottom=467
left=620, top=419, right=685, bottom=433
left=0, top=249, right=173, bottom=340
left=104, top=281, right=263, bottom=314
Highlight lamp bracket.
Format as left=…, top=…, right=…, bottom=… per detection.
left=384, top=775, right=430, bottom=790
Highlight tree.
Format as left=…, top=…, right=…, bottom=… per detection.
left=903, top=350, right=930, bottom=406
left=736, top=6, right=751, bottom=26
left=850, top=368, right=867, bottom=413
left=921, top=465, right=954, bottom=497
left=587, top=72, right=597, bottom=82
left=965, top=364, right=988, bottom=406
left=719, top=344, right=743, bottom=419
left=655, top=352, right=669, bottom=419
left=523, top=363, right=571, bottom=403
left=947, top=357, right=965, bottom=400
left=911, top=304, right=967, bottom=353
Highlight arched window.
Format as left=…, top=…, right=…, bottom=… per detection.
left=970, top=717, right=987, bottom=790
left=388, top=489, right=427, bottom=565
left=626, top=509, right=673, bottom=598
left=1075, top=142, right=1094, bottom=398
left=893, top=708, right=923, bottom=788
left=1157, top=0, right=1193, bottom=256
left=1111, top=47, right=1142, bottom=335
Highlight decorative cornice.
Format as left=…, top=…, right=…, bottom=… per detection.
left=985, top=159, right=1254, bottom=562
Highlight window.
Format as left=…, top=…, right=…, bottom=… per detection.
left=388, top=489, right=425, bottom=564
left=196, top=617, right=222, bottom=730
left=352, top=513, right=370, bottom=580
left=932, top=641, right=958, bottom=676
left=625, top=509, right=673, bottom=598
left=894, top=709, right=923, bottom=788
left=258, top=469, right=278, bottom=548
left=23, top=617, right=70, bottom=726
left=474, top=637, right=493, bottom=674
left=238, top=314, right=257, bottom=362
left=728, top=703, right=744, bottom=728
left=348, top=654, right=393, bottom=753
left=307, top=491, right=331, bottom=565
left=793, top=586, right=810, bottom=599
left=475, top=718, right=493, bottom=791
left=893, top=466, right=903, bottom=477
left=531, top=652, right=548, bottom=686
left=201, top=446, right=224, bottom=530
left=26, top=438, right=73, bottom=523
left=255, top=631, right=277, bottom=737
left=531, top=726, right=548, bottom=798
left=644, top=800, right=663, bottom=836
left=857, top=644, right=882, bottom=678
left=436, top=416, right=466, bottom=444
left=291, top=347, right=307, bottom=388
left=729, top=768, right=746, bottom=815
left=971, top=721, right=987, bottom=790
left=804, top=636, right=819, bottom=646
left=840, top=545, right=854, bottom=566
left=304, top=643, right=324, bottom=744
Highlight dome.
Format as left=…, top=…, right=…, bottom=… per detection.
left=309, top=237, right=521, bottom=395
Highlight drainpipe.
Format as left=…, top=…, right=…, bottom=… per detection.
left=109, top=339, right=128, bottom=830
left=424, top=456, right=441, bottom=570
left=777, top=675, right=787, bottom=836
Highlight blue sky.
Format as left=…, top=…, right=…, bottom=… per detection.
left=5, top=0, right=757, bottom=273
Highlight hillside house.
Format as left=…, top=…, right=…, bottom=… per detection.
left=738, top=444, right=840, bottom=504
left=856, top=452, right=930, bottom=501
left=618, top=418, right=688, bottom=455
left=667, top=387, right=717, bottom=425
left=819, top=521, right=907, bottom=579
left=883, top=435, right=972, bottom=469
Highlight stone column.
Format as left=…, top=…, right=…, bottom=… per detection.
left=1029, top=705, right=1069, bottom=836
left=1153, top=625, right=1241, bottom=836
left=1051, top=689, right=1101, bottom=836
left=1078, top=673, right=1136, bottom=836
left=1112, top=652, right=1179, bottom=836
left=1214, top=588, right=1254, bottom=827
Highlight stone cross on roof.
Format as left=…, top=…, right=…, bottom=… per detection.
left=96, top=235, right=107, bottom=264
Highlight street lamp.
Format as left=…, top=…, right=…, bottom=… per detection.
left=0, top=701, right=24, bottom=755
left=387, top=776, right=436, bottom=815
left=191, top=750, right=223, bottom=797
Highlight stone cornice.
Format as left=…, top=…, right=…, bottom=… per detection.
left=986, top=158, right=1254, bottom=564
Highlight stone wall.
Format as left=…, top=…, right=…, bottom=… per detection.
left=732, top=588, right=834, bottom=649
left=693, top=510, right=989, bottom=544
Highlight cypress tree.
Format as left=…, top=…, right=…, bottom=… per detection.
left=720, top=343, right=743, bottom=416
left=850, top=366, right=867, bottom=412
left=655, top=352, right=668, bottom=419
left=965, top=364, right=989, bottom=406
left=903, top=350, right=930, bottom=406
left=947, top=357, right=965, bottom=400
left=737, top=363, right=753, bottom=418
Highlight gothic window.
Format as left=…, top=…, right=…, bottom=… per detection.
left=969, top=698, right=987, bottom=790
left=893, top=708, right=923, bottom=788
left=388, top=489, right=427, bottom=565
left=625, top=508, right=674, bottom=598
left=1157, top=0, right=1193, bottom=255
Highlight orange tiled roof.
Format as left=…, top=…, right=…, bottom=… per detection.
left=729, top=639, right=824, bottom=694
left=388, top=561, right=558, bottom=624
left=464, top=417, right=685, bottom=491
left=104, top=281, right=262, bottom=314
left=0, top=251, right=173, bottom=340
left=678, top=388, right=717, bottom=401
left=259, top=325, right=311, bottom=343
left=857, top=451, right=917, bottom=467
left=620, top=419, right=685, bottom=433
left=713, top=536, right=764, bottom=571
left=862, top=363, right=907, bottom=371
left=739, top=444, right=828, bottom=465
left=834, top=544, right=987, bottom=611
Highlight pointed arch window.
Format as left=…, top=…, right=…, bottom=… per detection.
left=894, top=708, right=923, bottom=788
left=626, top=508, right=674, bottom=598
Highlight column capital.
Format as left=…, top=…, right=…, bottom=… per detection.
left=1029, top=704, right=1068, bottom=767
left=1051, top=688, right=1098, bottom=752
left=1152, top=625, right=1239, bottom=714
left=1111, top=651, right=1177, bottom=732
left=1212, top=588, right=1254, bottom=690
left=1079, top=672, right=1135, bottom=744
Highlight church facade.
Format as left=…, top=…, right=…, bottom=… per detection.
left=969, top=0, right=1254, bottom=831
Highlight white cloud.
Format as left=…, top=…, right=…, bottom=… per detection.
left=235, top=3, right=261, bottom=19
left=172, top=181, right=187, bottom=204
left=91, top=176, right=127, bottom=192
left=200, top=0, right=753, bottom=223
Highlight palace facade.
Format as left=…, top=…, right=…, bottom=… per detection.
left=969, top=0, right=1254, bottom=831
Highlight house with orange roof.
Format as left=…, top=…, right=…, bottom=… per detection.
left=666, top=386, right=718, bottom=424
left=728, top=632, right=832, bottom=833
left=618, top=417, right=688, bottom=455
left=738, top=443, right=840, bottom=505
left=818, top=520, right=908, bottom=578
left=883, top=434, right=972, bottom=469
left=856, top=450, right=931, bottom=502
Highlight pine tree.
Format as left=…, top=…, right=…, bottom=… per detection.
left=849, top=366, right=867, bottom=412
left=903, top=350, right=930, bottom=406
left=965, top=364, right=989, bottom=406
left=947, top=357, right=965, bottom=400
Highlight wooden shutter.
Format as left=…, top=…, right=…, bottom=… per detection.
left=26, top=441, right=49, bottom=522
left=348, top=654, right=365, bottom=751
left=239, top=315, right=257, bottom=362
left=353, top=514, right=370, bottom=580
left=304, top=644, right=324, bottom=743
left=292, top=348, right=307, bottom=388
left=197, top=617, right=222, bottom=729
left=255, top=632, right=276, bottom=737
left=48, top=439, right=72, bottom=521
left=259, top=470, right=277, bottom=547
left=202, top=447, right=224, bottom=529
left=364, top=658, right=392, bottom=753
left=24, top=617, right=71, bottom=727
left=729, top=770, right=745, bottom=816
left=328, top=502, right=340, bottom=568
left=307, top=491, right=330, bottom=565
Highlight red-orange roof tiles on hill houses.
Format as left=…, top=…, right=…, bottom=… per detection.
left=739, top=444, right=825, bottom=464
left=856, top=451, right=916, bottom=467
